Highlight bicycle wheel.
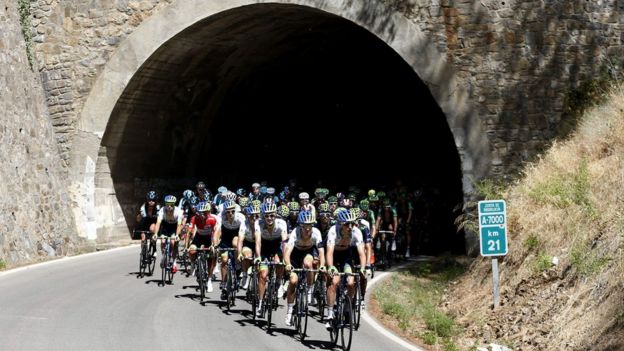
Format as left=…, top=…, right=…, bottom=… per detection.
left=197, top=256, right=206, bottom=301
left=329, top=304, right=339, bottom=347
left=300, top=287, right=309, bottom=341
left=250, top=273, right=258, bottom=321
left=266, top=275, right=274, bottom=332
left=139, top=243, right=146, bottom=278
left=316, top=277, right=326, bottom=319
left=226, top=267, right=234, bottom=311
left=293, top=290, right=301, bottom=333
left=341, top=295, right=354, bottom=351
left=167, top=249, right=174, bottom=284
left=353, top=280, right=362, bottom=330
left=161, top=251, right=167, bottom=286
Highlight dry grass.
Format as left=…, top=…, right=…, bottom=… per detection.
left=447, top=83, right=624, bottom=350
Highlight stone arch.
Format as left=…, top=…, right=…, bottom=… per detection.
left=70, top=0, right=489, bottom=240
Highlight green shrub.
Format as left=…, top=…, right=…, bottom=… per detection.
left=524, top=234, right=540, bottom=251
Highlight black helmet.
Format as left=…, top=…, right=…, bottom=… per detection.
left=146, top=190, right=158, bottom=201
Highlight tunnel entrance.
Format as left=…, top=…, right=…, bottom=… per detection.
left=104, top=3, right=465, bottom=254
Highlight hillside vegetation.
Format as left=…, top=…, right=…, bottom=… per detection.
left=447, top=83, right=624, bottom=350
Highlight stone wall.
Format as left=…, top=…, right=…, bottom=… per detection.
left=31, top=0, right=173, bottom=163
left=381, top=0, right=624, bottom=175
left=0, top=0, right=84, bottom=267
left=29, top=0, right=624, bottom=177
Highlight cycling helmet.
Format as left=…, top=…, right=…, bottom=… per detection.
left=228, top=191, right=238, bottom=201
left=298, top=210, right=316, bottom=224
left=347, top=193, right=357, bottom=201
left=251, top=199, right=262, bottom=207
left=333, top=207, right=347, bottom=217
left=267, top=187, right=276, bottom=195
left=298, top=192, right=310, bottom=200
left=236, top=188, right=246, bottom=197
left=238, top=197, right=250, bottom=207
left=279, top=191, right=288, bottom=202
left=318, top=202, right=330, bottom=213
left=349, top=207, right=362, bottom=219
left=288, top=202, right=300, bottom=212
left=278, top=205, right=289, bottom=218
left=340, top=198, right=353, bottom=208
left=382, top=198, right=392, bottom=207
left=337, top=209, right=357, bottom=224
left=377, top=191, right=386, bottom=199
left=260, top=186, right=268, bottom=194
left=246, top=204, right=261, bottom=215
left=183, top=189, right=194, bottom=200
left=217, top=186, right=227, bottom=194
left=196, top=201, right=211, bottom=213
left=146, top=190, right=158, bottom=201
left=359, top=199, right=370, bottom=211
left=261, top=202, right=277, bottom=214
left=328, top=196, right=338, bottom=204
left=196, top=181, right=206, bottom=190
left=314, top=188, right=322, bottom=197
left=368, top=189, right=376, bottom=198
left=368, top=194, right=379, bottom=202
left=164, top=195, right=177, bottom=204
left=223, top=200, right=236, bottom=211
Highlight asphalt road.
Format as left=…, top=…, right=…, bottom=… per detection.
left=0, top=246, right=414, bottom=351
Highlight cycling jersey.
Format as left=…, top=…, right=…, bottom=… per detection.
left=255, top=218, right=288, bottom=259
left=287, top=227, right=323, bottom=251
left=326, top=225, right=364, bottom=251
left=356, top=219, right=372, bottom=244
left=216, top=212, right=246, bottom=247
left=326, top=225, right=364, bottom=271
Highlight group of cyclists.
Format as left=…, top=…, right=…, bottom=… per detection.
left=135, top=180, right=419, bottom=333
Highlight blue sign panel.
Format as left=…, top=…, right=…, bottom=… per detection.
left=478, top=200, right=508, bottom=256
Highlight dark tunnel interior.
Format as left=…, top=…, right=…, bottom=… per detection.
left=104, top=4, right=466, bottom=254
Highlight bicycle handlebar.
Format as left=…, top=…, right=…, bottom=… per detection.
left=377, top=230, right=394, bottom=234
left=291, top=268, right=319, bottom=273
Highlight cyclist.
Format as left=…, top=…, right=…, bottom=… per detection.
left=327, top=195, right=338, bottom=213
left=325, top=209, right=366, bottom=326
left=195, top=181, right=211, bottom=203
left=283, top=210, right=325, bottom=326
left=253, top=202, right=289, bottom=317
left=286, top=201, right=300, bottom=232
left=350, top=207, right=373, bottom=309
left=375, top=198, right=398, bottom=265
left=135, top=190, right=160, bottom=257
left=237, top=204, right=260, bottom=290
left=213, top=199, right=247, bottom=300
left=249, top=182, right=261, bottom=201
left=298, top=192, right=316, bottom=218
left=154, top=195, right=184, bottom=273
left=188, top=202, right=218, bottom=292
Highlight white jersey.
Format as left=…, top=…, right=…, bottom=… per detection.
left=140, top=203, right=160, bottom=218
left=241, top=218, right=255, bottom=242
left=326, top=224, right=364, bottom=251
left=157, top=206, right=184, bottom=225
left=216, top=212, right=246, bottom=231
left=255, top=218, right=288, bottom=241
left=287, top=227, right=323, bottom=250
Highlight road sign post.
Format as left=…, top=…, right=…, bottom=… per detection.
left=478, top=200, right=508, bottom=309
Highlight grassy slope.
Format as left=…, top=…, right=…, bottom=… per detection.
left=447, top=84, right=624, bottom=350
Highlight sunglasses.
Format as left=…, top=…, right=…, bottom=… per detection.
left=318, top=213, right=331, bottom=218
left=264, top=214, right=275, bottom=218
left=302, top=224, right=314, bottom=229
left=226, top=210, right=236, bottom=214
left=342, top=222, right=354, bottom=227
